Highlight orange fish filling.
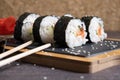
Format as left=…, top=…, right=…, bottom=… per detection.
left=76, top=28, right=85, bottom=38
left=97, top=26, right=102, bottom=36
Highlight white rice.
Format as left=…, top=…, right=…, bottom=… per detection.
left=39, top=16, right=58, bottom=43
left=64, top=14, right=74, bottom=17
left=89, top=17, right=107, bottom=43
left=21, top=14, right=40, bottom=41
left=23, top=14, right=40, bottom=23
left=65, top=19, right=88, bottom=48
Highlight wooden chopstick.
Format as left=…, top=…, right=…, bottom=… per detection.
left=0, top=40, right=33, bottom=59
left=0, top=43, right=51, bottom=67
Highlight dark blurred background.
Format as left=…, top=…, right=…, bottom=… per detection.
left=0, top=0, right=120, bottom=32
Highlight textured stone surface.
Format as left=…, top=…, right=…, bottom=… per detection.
left=0, top=61, right=120, bottom=80
left=0, top=0, right=120, bottom=31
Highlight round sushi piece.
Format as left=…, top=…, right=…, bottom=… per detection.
left=33, top=15, right=59, bottom=44
left=14, top=12, right=40, bottom=42
left=54, top=15, right=88, bottom=48
left=81, top=16, right=107, bottom=43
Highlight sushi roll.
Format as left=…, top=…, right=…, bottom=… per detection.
left=14, top=12, right=40, bottom=42
left=54, top=15, right=88, bottom=48
left=81, top=16, right=107, bottom=43
left=33, top=15, right=59, bottom=44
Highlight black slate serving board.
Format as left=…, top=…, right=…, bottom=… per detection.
left=6, top=38, right=120, bottom=57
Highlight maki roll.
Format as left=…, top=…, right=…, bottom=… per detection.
left=54, top=15, right=88, bottom=48
left=14, top=12, right=40, bottom=42
left=81, top=16, right=107, bottom=43
left=33, top=15, right=59, bottom=44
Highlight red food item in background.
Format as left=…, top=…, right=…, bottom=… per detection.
left=0, top=16, right=16, bottom=35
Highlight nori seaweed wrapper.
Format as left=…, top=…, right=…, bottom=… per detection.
left=33, top=16, right=46, bottom=44
left=54, top=16, right=73, bottom=47
left=14, top=12, right=31, bottom=42
left=81, top=16, right=94, bottom=43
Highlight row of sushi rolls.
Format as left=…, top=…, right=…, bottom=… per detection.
left=14, top=12, right=107, bottom=48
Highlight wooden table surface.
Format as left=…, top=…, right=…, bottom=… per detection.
left=0, top=31, right=120, bottom=80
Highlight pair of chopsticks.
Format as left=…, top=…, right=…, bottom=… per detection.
left=0, top=40, right=51, bottom=67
